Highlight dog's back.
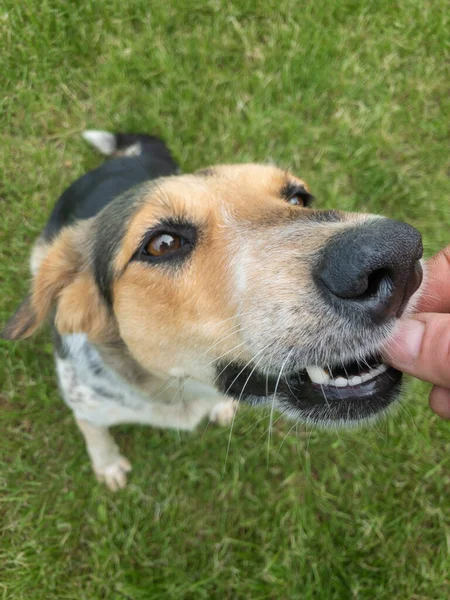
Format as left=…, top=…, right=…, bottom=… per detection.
left=42, top=131, right=179, bottom=242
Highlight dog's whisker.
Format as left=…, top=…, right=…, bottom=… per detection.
left=201, top=340, right=249, bottom=370
left=223, top=348, right=270, bottom=473
left=200, top=322, right=253, bottom=357
left=274, top=420, right=301, bottom=463
left=239, top=408, right=274, bottom=435
left=266, top=348, right=293, bottom=465
left=149, top=375, right=185, bottom=402
left=211, top=347, right=248, bottom=385
left=222, top=343, right=272, bottom=398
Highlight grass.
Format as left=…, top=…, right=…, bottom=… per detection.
left=1, top=0, right=450, bottom=597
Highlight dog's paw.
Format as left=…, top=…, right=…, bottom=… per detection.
left=209, top=400, right=238, bottom=427
left=93, top=455, right=132, bottom=491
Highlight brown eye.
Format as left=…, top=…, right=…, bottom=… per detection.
left=134, top=221, right=197, bottom=265
left=146, top=233, right=182, bottom=256
left=288, top=195, right=304, bottom=206
left=285, top=187, right=314, bottom=207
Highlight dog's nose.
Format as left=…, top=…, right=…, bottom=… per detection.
left=315, top=219, right=423, bottom=323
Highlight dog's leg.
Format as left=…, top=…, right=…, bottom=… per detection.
left=75, top=419, right=132, bottom=491
left=75, top=398, right=235, bottom=490
left=209, top=399, right=238, bottom=426
left=55, top=355, right=131, bottom=491
left=57, top=353, right=237, bottom=489
left=73, top=399, right=235, bottom=491
left=175, top=379, right=238, bottom=428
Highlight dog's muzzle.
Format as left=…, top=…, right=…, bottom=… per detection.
left=217, top=218, right=423, bottom=427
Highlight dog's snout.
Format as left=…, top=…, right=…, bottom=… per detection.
left=316, top=219, right=423, bottom=323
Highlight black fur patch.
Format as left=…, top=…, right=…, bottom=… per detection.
left=52, top=325, right=69, bottom=358
left=91, top=186, right=149, bottom=306
left=42, top=135, right=179, bottom=243
left=40, top=134, right=180, bottom=305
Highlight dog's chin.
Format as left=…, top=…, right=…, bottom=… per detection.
left=216, top=354, right=403, bottom=428
left=275, top=365, right=403, bottom=428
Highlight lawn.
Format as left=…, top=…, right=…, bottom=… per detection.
left=1, top=0, right=450, bottom=598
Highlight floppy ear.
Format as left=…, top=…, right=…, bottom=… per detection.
left=1, top=224, right=112, bottom=342
left=1, top=294, right=39, bottom=340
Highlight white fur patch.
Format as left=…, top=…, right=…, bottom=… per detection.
left=123, top=142, right=142, bottom=156
left=56, top=334, right=228, bottom=430
left=29, top=241, right=49, bottom=276
left=82, top=130, right=117, bottom=156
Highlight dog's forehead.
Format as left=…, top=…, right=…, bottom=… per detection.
left=111, top=164, right=309, bottom=276
left=196, top=164, right=311, bottom=210
left=129, top=163, right=307, bottom=228
left=196, top=163, right=308, bottom=189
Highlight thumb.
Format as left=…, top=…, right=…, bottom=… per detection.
left=416, top=245, right=450, bottom=313
left=384, top=313, right=450, bottom=389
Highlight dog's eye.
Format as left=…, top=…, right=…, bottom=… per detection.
left=132, top=220, right=197, bottom=265
left=287, top=190, right=314, bottom=207
left=145, top=233, right=183, bottom=257
left=288, top=194, right=304, bottom=206
left=282, top=183, right=314, bottom=208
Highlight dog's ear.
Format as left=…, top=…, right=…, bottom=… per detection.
left=1, top=224, right=112, bottom=342
left=1, top=294, right=39, bottom=340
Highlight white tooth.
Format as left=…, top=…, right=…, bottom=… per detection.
left=348, top=376, right=363, bottom=386
left=377, top=364, right=388, bottom=373
left=360, top=372, right=374, bottom=382
left=333, top=377, right=348, bottom=387
left=306, top=366, right=330, bottom=385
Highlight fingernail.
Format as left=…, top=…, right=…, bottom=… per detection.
left=385, top=318, right=426, bottom=367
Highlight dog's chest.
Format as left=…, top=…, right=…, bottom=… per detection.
left=55, top=334, right=219, bottom=426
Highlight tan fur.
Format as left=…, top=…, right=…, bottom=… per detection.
left=3, top=223, right=115, bottom=342
left=31, top=227, right=85, bottom=326
left=55, top=271, right=114, bottom=341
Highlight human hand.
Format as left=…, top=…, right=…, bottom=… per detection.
left=384, top=246, right=450, bottom=419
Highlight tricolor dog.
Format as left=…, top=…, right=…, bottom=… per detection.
left=1, top=131, right=423, bottom=490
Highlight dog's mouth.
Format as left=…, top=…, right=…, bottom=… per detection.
left=217, top=353, right=402, bottom=426
left=301, top=355, right=400, bottom=401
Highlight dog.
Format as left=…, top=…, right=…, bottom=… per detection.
left=1, top=130, right=423, bottom=490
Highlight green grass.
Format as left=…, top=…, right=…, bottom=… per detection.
left=1, top=0, right=450, bottom=597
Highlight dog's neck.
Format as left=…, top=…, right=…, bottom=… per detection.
left=95, top=337, right=174, bottom=393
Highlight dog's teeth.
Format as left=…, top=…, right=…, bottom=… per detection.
left=306, top=366, right=329, bottom=385
left=360, top=372, right=373, bottom=383
left=306, top=362, right=389, bottom=388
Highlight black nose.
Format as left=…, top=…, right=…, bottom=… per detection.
left=315, top=219, right=423, bottom=323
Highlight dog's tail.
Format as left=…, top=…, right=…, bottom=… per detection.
left=82, top=129, right=178, bottom=164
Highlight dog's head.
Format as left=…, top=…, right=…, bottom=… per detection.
left=2, top=164, right=423, bottom=426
